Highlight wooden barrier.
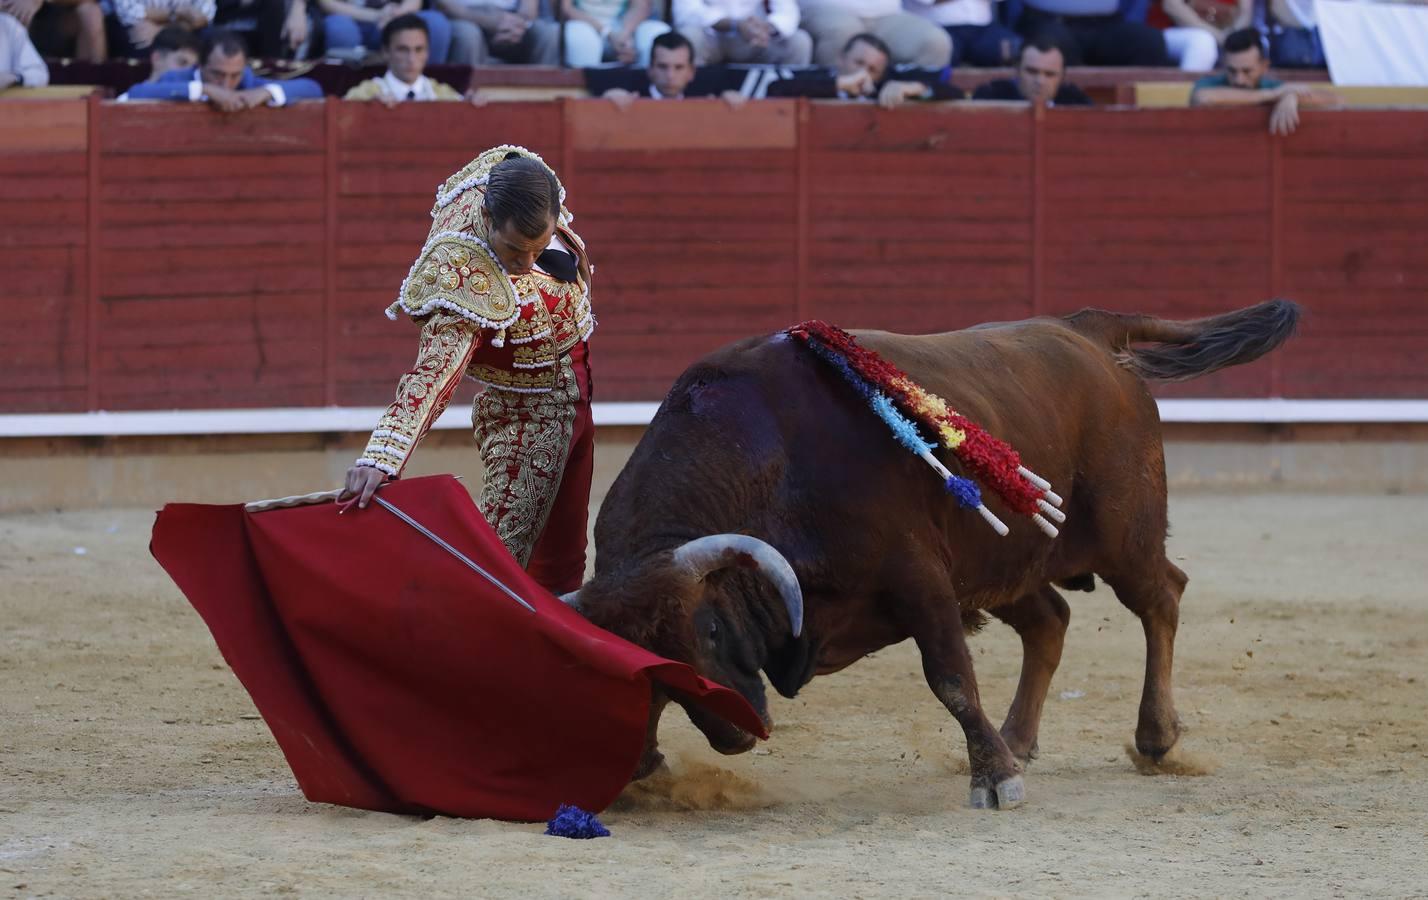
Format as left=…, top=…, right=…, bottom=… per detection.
left=1, top=98, right=1425, bottom=413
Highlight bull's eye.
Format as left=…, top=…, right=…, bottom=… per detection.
left=708, top=620, right=719, bottom=641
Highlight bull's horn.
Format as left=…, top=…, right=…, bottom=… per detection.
left=558, top=589, right=582, bottom=611
left=671, top=535, right=804, bottom=638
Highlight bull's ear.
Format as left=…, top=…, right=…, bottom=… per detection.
left=763, top=630, right=815, bottom=699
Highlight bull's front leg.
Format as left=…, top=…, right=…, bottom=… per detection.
left=633, top=692, right=671, bottom=781
left=898, top=591, right=1025, bottom=809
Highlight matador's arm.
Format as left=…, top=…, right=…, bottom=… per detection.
left=356, top=313, right=482, bottom=478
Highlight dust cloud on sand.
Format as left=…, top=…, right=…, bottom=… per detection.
left=3, top=492, right=1426, bottom=897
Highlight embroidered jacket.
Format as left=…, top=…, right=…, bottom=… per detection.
left=356, top=145, right=594, bottom=478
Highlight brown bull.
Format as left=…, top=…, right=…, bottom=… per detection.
left=565, top=300, right=1299, bottom=809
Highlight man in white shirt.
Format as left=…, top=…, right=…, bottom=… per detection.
left=904, top=0, right=1020, bottom=66
left=674, top=0, right=813, bottom=64
left=0, top=10, right=48, bottom=88
left=798, top=0, right=951, bottom=67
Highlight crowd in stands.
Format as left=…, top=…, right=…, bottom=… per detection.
left=0, top=0, right=1375, bottom=131
left=0, top=0, right=1350, bottom=72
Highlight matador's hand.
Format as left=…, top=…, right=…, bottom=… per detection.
left=339, top=465, right=386, bottom=510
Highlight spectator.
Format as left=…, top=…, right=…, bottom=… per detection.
left=124, top=27, right=323, bottom=108
left=674, top=0, right=811, bottom=65
left=766, top=32, right=963, bottom=107
left=1190, top=27, right=1337, bottom=135
left=972, top=34, right=1091, bottom=104
left=317, top=0, right=451, bottom=62
left=1147, top=0, right=1246, bottom=71
left=1, top=10, right=48, bottom=87
left=564, top=0, right=668, bottom=67
left=345, top=12, right=473, bottom=100
left=146, top=23, right=201, bottom=77
left=1, top=0, right=106, bottom=62
left=797, top=0, right=952, bottom=68
left=594, top=30, right=746, bottom=106
left=1014, top=0, right=1168, bottom=66
left=438, top=0, right=556, bottom=65
left=113, top=0, right=211, bottom=55
left=212, top=0, right=312, bottom=59
left=904, top=0, right=1020, bottom=68
left=1265, top=0, right=1323, bottom=68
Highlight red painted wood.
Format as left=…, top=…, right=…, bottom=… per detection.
left=85, top=94, right=100, bottom=411
left=324, top=99, right=339, bottom=406
left=3, top=102, right=1427, bottom=412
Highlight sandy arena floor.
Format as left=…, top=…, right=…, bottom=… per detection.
left=2, top=488, right=1426, bottom=898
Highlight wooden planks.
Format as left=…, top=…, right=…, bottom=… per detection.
left=2, top=100, right=1426, bottom=412
left=807, top=106, right=1034, bottom=334
left=573, top=136, right=800, bottom=400
left=1276, top=112, right=1428, bottom=398
left=94, top=104, right=328, bottom=409
left=0, top=102, right=89, bottom=411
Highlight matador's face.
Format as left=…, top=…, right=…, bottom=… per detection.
left=485, top=212, right=555, bottom=277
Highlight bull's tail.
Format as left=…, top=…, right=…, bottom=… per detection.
left=1065, top=299, right=1301, bottom=383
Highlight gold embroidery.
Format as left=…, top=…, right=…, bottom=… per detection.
left=360, top=314, right=479, bottom=476
left=390, top=234, right=520, bottom=328
left=472, top=355, right=580, bottom=565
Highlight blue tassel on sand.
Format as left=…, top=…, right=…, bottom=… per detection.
left=544, top=804, right=610, bottom=839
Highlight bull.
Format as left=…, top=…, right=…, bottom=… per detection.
left=564, top=300, right=1299, bottom=809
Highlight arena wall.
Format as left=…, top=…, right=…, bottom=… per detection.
left=2, top=98, right=1425, bottom=509
left=2, top=98, right=1426, bottom=415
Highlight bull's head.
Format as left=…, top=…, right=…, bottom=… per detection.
left=562, top=534, right=803, bottom=756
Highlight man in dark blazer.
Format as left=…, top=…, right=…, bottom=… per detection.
left=764, top=32, right=964, bottom=107
left=585, top=31, right=748, bottom=107
left=124, top=28, right=322, bottom=111
left=972, top=35, right=1092, bottom=106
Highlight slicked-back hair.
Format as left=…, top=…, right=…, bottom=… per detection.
left=485, top=154, right=561, bottom=240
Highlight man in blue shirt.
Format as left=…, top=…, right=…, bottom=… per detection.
left=1192, top=27, right=1338, bottom=135
left=124, top=29, right=322, bottom=111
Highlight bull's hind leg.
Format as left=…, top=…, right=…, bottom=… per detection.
left=1104, top=559, right=1189, bottom=759
left=990, top=586, right=1071, bottom=766
left=894, top=583, right=1025, bottom=809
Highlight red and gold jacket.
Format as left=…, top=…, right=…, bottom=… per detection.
left=357, top=145, right=594, bottom=478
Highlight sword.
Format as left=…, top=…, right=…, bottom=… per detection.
left=245, top=486, right=538, bottom=615
left=370, top=495, right=537, bottom=615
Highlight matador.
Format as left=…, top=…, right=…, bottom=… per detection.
left=342, top=145, right=595, bottom=594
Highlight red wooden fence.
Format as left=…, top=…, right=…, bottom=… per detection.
left=1, top=98, right=1425, bottom=413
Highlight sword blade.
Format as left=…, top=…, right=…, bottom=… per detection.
left=371, top=495, right=537, bottom=614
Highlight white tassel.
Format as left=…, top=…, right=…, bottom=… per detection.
left=1032, top=514, right=1059, bottom=538
left=1041, top=488, right=1064, bottom=508
left=1036, top=499, right=1066, bottom=524
left=1017, top=465, right=1051, bottom=490
left=921, top=449, right=1009, bottom=538
left=977, top=504, right=1010, bottom=536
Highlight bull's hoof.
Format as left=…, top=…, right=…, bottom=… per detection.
left=969, top=775, right=1025, bottom=810
left=1135, top=716, right=1185, bottom=762
left=632, top=748, right=667, bottom=781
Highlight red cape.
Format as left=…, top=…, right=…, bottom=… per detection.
left=150, top=474, right=766, bottom=821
